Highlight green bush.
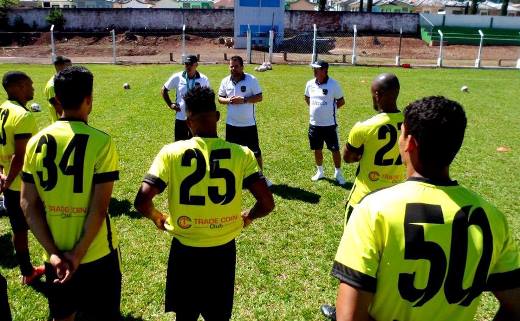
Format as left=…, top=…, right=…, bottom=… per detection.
left=46, top=8, right=66, bottom=30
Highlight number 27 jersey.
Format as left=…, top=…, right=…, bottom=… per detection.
left=144, top=137, right=260, bottom=248
left=333, top=177, right=520, bottom=321
left=22, top=119, right=119, bottom=264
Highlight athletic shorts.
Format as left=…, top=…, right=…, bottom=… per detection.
left=45, top=249, right=122, bottom=320
left=3, top=189, right=29, bottom=233
left=308, top=125, right=340, bottom=151
left=226, top=124, right=261, bottom=157
left=175, top=119, right=193, bottom=142
left=165, top=238, right=236, bottom=320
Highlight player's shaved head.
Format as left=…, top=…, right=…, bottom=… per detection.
left=2, top=71, right=30, bottom=91
left=371, top=73, right=400, bottom=112
left=55, top=66, right=93, bottom=111
left=2, top=71, right=34, bottom=105
left=185, top=87, right=219, bottom=137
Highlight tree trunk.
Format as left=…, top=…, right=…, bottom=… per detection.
left=500, top=0, right=509, bottom=16
left=318, top=0, right=326, bottom=11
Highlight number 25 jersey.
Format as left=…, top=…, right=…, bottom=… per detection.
left=144, top=137, right=261, bottom=248
left=22, top=119, right=119, bottom=264
left=333, top=177, right=520, bottom=321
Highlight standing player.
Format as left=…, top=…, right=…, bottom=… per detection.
left=320, top=73, right=406, bottom=320
left=332, top=96, right=520, bottom=321
left=0, top=71, right=44, bottom=285
left=135, top=87, right=274, bottom=321
left=217, top=55, right=272, bottom=186
left=305, top=60, right=346, bottom=185
left=21, top=66, right=121, bottom=321
left=44, top=56, right=72, bottom=122
left=162, top=55, right=210, bottom=141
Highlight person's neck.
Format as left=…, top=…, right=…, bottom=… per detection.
left=231, top=72, right=243, bottom=82
left=187, top=70, right=197, bottom=78
left=8, top=96, right=26, bottom=107
left=316, top=76, right=327, bottom=84
left=61, top=110, right=88, bottom=123
left=408, top=166, right=451, bottom=183
left=193, top=132, right=218, bottom=138
left=379, top=102, right=399, bottom=113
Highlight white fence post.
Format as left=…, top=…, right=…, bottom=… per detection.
left=312, top=24, right=317, bottom=63
left=181, top=24, right=186, bottom=63
left=517, top=32, right=520, bottom=69
left=268, top=29, right=274, bottom=63
left=475, top=29, right=484, bottom=68
left=437, top=30, right=444, bottom=67
left=246, top=25, right=252, bottom=64
left=111, top=29, right=116, bottom=64
left=352, top=24, right=357, bottom=65
left=395, top=27, right=402, bottom=66
left=50, top=24, right=56, bottom=63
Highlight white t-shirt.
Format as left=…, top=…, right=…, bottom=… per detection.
left=164, top=71, right=210, bottom=121
left=218, top=73, right=262, bottom=127
left=304, top=77, right=344, bottom=127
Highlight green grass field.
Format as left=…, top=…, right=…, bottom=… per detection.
left=0, top=64, right=518, bottom=321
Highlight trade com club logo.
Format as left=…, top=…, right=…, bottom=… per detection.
left=177, top=216, right=192, bottom=229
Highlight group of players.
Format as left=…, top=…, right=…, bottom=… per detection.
left=0, top=53, right=518, bottom=321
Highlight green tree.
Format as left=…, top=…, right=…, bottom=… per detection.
left=367, top=0, right=373, bottom=12
left=318, top=0, right=326, bottom=11
left=46, top=7, right=66, bottom=30
left=359, top=0, right=364, bottom=12
left=470, top=0, right=479, bottom=14
left=0, top=0, right=19, bottom=30
left=500, top=0, right=509, bottom=15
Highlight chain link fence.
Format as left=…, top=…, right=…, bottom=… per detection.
left=1, top=25, right=519, bottom=69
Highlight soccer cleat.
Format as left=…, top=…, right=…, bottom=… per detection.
left=22, top=265, right=45, bottom=285
left=311, top=171, right=325, bottom=181
left=265, top=177, right=273, bottom=187
left=320, top=304, right=336, bottom=320
left=334, top=171, right=347, bottom=186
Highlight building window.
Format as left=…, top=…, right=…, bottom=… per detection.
left=63, top=4, right=69, bottom=7
left=480, top=10, right=488, bottom=15
left=423, top=10, right=430, bottom=13
left=402, top=7, right=408, bottom=12
left=452, top=10, right=462, bottom=14
left=183, top=2, right=190, bottom=8
left=52, top=4, right=60, bottom=7
left=43, top=2, right=51, bottom=7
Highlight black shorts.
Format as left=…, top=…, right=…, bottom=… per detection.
left=308, top=125, right=340, bottom=151
left=165, top=238, right=236, bottom=319
left=3, top=189, right=29, bottom=233
left=226, top=124, right=261, bottom=157
left=175, top=119, right=193, bottom=142
left=45, top=249, right=122, bottom=320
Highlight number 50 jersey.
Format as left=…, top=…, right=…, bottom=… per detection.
left=22, top=119, right=119, bottom=264
left=333, top=177, right=520, bottom=321
left=144, top=137, right=261, bottom=248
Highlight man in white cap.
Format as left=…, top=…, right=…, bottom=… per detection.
left=304, top=60, right=346, bottom=185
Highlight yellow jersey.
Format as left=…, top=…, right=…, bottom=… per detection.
left=22, top=119, right=119, bottom=263
left=144, top=136, right=261, bottom=247
left=0, top=99, right=37, bottom=191
left=333, top=177, right=520, bottom=321
left=44, top=76, right=60, bottom=122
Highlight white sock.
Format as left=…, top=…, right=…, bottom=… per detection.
left=317, top=165, right=324, bottom=173
left=334, top=168, right=342, bottom=175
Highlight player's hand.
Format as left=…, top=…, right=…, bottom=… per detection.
left=63, top=251, right=81, bottom=276
left=229, top=96, right=244, bottom=105
left=49, top=253, right=73, bottom=284
left=0, top=174, right=6, bottom=194
left=169, top=103, right=181, bottom=112
left=152, top=212, right=168, bottom=231
left=241, top=210, right=253, bottom=228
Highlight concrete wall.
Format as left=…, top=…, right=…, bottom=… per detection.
left=7, top=8, right=419, bottom=33
left=421, top=13, right=520, bottom=29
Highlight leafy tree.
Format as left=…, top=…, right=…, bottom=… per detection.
left=501, top=0, right=509, bottom=15
left=367, top=0, right=373, bottom=12
left=470, top=0, right=479, bottom=14
left=46, top=7, right=66, bottom=30
left=318, top=0, right=326, bottom=11
left=0, top=0, right=19, bottom=30
left=359, top=0, right=364, bottom=12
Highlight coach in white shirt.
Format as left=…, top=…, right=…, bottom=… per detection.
left=218, top=55, right=272, bottom=186
left=161, top=55, right=211, bottom=141
left=304, top=60, right=346, bottom=185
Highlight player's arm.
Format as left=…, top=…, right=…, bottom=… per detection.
left=304, top=96, right=310, bottom=106
left=493, top=287, right=520, bottom=321
left=336, top=97, right=345, bottom=109
left=336, top=282, right=375, bottom=321
left=161, top=86, right=180, bottom=112
left=21, top=181, right=72, bottom=283
left=218, top=95, right=231, bottom=104
left=1, top=137, right=30, bottom=192
left=134, top=182, right=168, bottom=230
left=242, top=178, right=274, bottom=227
left=343, top=143, right=363, bottom=163
left=64, top=181, right=114, bottom=272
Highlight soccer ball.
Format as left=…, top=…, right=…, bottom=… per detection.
left=460, top=85, right=469, bottom=92
left=30, top=103, right=41, bottom=112
left=123, top=83, right=130, bottom=90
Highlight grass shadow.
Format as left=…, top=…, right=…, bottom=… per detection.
left=270, top=184, right=321, bottom=204
left=109, top=198, right=142, bottom=219
left=323, top=178, right=353, bottom=190
left=75, top=313, right=145, bottom=321
left=0, top=233, right=16, bottom=269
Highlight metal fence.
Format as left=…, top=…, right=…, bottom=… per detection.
left=1, top=24, right=519, bottom=69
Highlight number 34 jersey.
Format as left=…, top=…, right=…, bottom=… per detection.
left=22, top=119, right=119, bottom=264
left=333, top=177, right=520, bottom=321
left=144, top=137, right=261, bottom=248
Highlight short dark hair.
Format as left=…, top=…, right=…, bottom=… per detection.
left=184, top=87, right=216, bottom=115
left=54, top=66, right=93, bottom=111
left=54, top=55, right=71, bottom=66
left=404, top=96, right=467, bottom=169
left=2, top=71, right=30, bottom=91
left=230, top=55, right=243, bottom=66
